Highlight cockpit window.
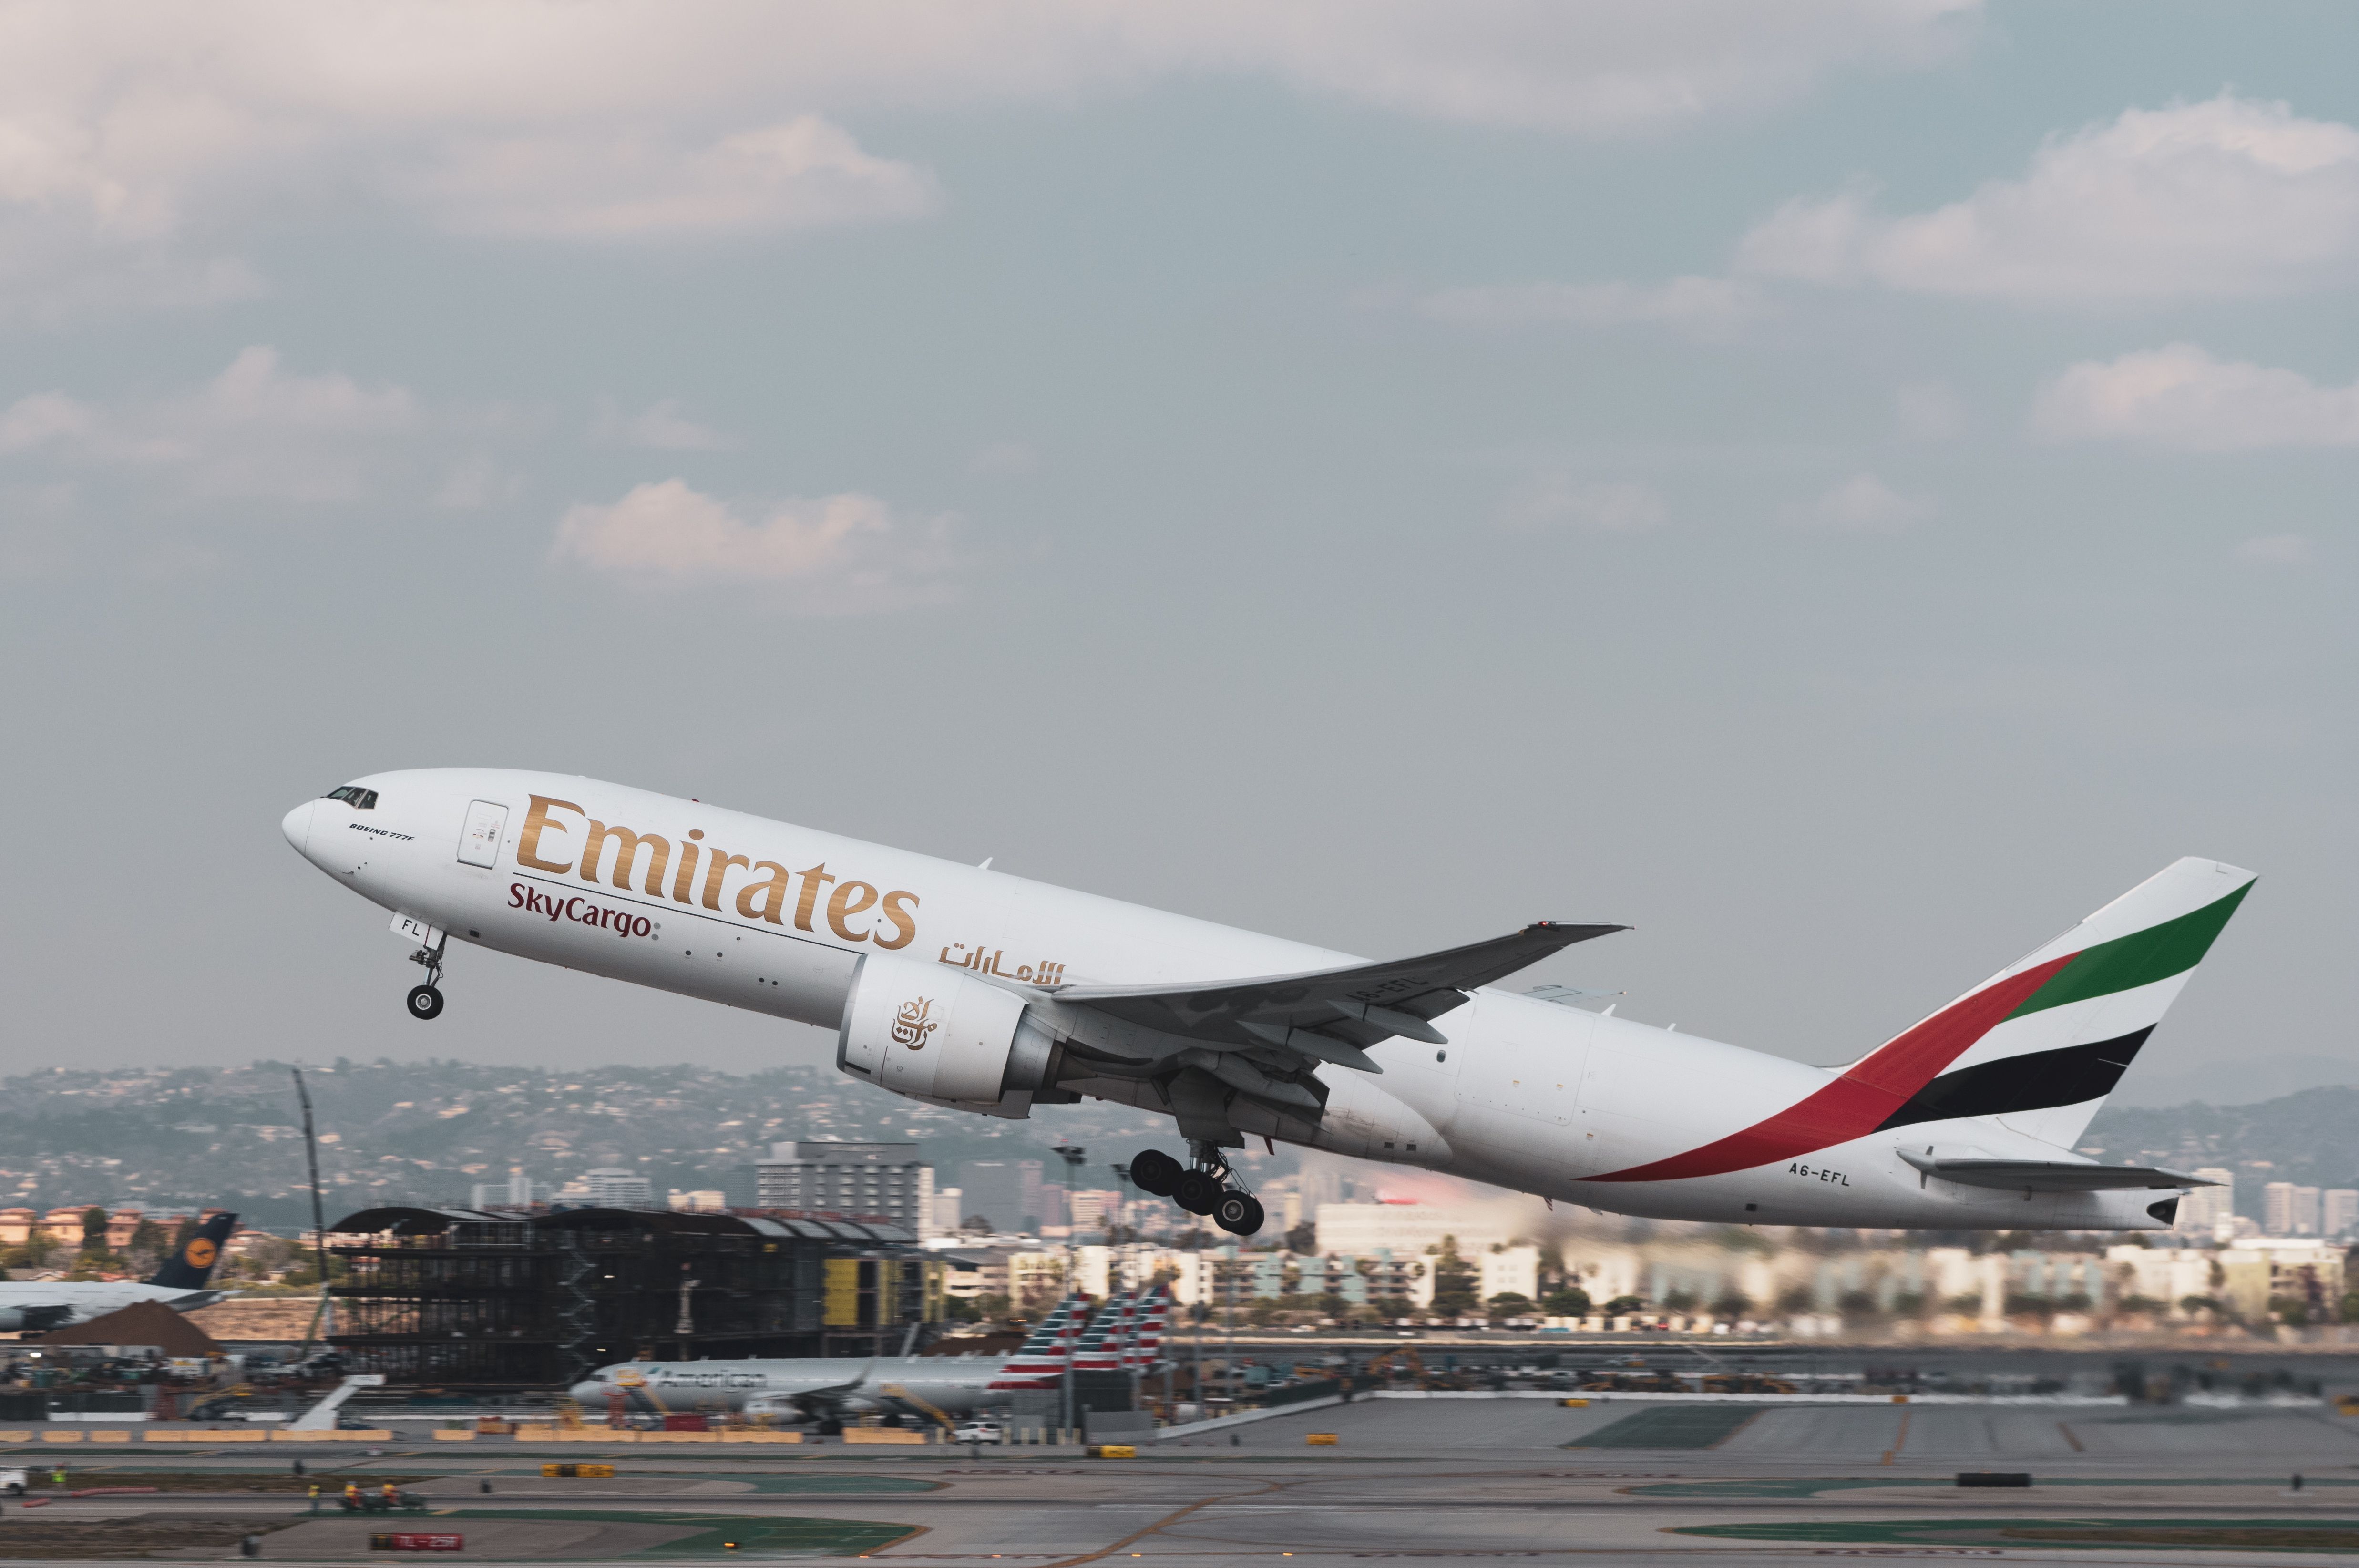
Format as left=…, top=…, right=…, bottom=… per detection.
left=323, top=786, right=379, bottom=810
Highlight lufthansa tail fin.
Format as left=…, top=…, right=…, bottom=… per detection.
left=1852, top=858, right=2253, bottom=1152
left=146, top=1211, right=236, bottom=1290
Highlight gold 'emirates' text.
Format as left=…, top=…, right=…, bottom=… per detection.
left=513, top=795, right=918, bottom=949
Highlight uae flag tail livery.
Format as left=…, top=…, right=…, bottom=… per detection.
left=986, top=1295, right=1089, bottom=1391
left=1591, top=857, right=2252, bottom=1200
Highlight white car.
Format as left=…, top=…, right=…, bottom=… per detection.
left=951, top=1422, right=1004, bottom=1445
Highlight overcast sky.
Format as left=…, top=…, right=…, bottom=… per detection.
left=2, top=1, right=2351, bottom=1108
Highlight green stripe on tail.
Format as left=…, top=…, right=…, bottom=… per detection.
left=2007, top=880, right=2253, bottom=1020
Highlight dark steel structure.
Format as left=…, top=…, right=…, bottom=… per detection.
left=327, top=1206, right=938, bottom=1389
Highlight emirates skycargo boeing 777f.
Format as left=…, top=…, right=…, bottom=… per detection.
left=282, top=770, right=2251, bottom=1236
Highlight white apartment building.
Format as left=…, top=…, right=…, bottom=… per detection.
left=2175, top=1169, right=2237, bottom=1237
left=574, top=1168, right=654, bottom=1208
left=469, top=1168, right=542, bottom=1209
left=755, top=1141, right=934, bottom=1233
left=1313, top=1202, right=1523, bottom=1257
left=2326, top=1189, right=2359, bottom=1239
left=2264, top=1182, right=2323, bottom=1237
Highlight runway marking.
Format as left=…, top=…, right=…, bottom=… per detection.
left=949, top=1476, right=1284, bottom=1568
left=2056, top=1420, right=2083, bottom=1452
left=1878, top=1409, right=1911, bottom=1467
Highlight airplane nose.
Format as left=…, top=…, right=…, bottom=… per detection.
left=281, top=799, right=317, bottom=856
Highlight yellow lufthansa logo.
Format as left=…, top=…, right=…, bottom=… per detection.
left=184, top=1239, right=218, bottom=1269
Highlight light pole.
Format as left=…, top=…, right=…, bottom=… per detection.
left=1051, top=1145, right=1085, bottom=1442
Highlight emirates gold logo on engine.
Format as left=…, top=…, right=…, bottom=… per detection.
left=891, top=997, right=938, bottom=1049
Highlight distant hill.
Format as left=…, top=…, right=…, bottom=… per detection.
left=0, top=1059, right=1174, bottom=1230
left=2082, top=1086, right=2359, bottom=1216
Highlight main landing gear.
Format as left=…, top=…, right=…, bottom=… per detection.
left=1129, top=1144, right=1264, bottom=1236
left=405, top=941, right=447, bottom=1021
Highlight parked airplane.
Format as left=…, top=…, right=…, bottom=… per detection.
left=0, top=1212, right=239, bottom=1331
left=282, top=769, right=2251, bottom=1235
left=571, top=1294, right=1096, bottom=1423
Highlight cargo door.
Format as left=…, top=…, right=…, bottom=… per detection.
left=458, top=800, right=509, bottom=869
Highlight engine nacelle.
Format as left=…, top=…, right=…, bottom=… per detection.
left=838, top=953, right=1062, bottom=1117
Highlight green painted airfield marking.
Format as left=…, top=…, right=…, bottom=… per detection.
left=1677, top=1518, right=2359, bottom=1552
left=433, top=1508, right=916, bottom=1556
left=1565, top=1406, right=1759, bottom=1449
left=1636, top=1476, right=2359, bottom=1497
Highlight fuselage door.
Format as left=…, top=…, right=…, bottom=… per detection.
left=458, top=800, right=510, bottom=869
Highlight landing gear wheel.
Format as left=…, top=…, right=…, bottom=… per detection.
left=1173, top=1168, right=1221, bottom=1215
left=1213, top=1191, right=1265, bottom=1236
left=1129, top=1149, right=1183, bottom=1197
left=406, top=984, right=444, bottom=1020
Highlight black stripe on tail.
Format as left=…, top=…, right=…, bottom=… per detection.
left=1875, top=1028, right=2154, bottom=1132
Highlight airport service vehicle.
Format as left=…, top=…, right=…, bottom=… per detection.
left=570, top=1295, right=1102, bottom=1423
left=0, top=1213, right=239, bottom=1330
left=951, top=1420, right=1004, bottom=1445
left=282, top=769, right=2252, bottom=1235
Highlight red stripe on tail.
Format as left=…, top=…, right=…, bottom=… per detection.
left=1589, top=953, right=2072, bottom=1184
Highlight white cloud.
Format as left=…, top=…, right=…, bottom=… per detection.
left=1736, top=95, right=2359, bottom=304
left=1501, top=476, right=1666, bottom=532
left=0, top=345, right=427, bottom=502
left=1785, top=471, right=1931, bottom=530
left=1417, top=277, right=1762, bottom=339
left=0, top=2, right=1976, bottom=314
left=410, top=117, right=936, bottom=239
left=2236, top=533, right=2313, bottom=565
left=551, top=479, right=961, bottom=610
left=593, top=398, right=736, bottom=451
left=2031, top=344, right=2359, bottom=451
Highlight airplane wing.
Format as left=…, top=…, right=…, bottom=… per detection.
left=1897, top=1149, right=2216, bottom=1192
left=1053, top=922, right=1626, bottom=1072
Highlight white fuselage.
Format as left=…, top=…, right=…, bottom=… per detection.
left=281, top=769, right=2169, bottom=1231
left=568, top=1354, right=1014, bottom=1417
left=0, top=1283, right=218, bottom=1330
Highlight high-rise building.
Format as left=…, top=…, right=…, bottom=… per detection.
left=2176, top=1169, right=2236, bottom=1235
left=2325, top=1189, right=2359, bottom=1239
left=469, top=1168, right=541, bottom=1209
left=930, top=1187, right=963, bottom=1238
left=959, top=1160, right=1045, bottom=1232
left=576, top=1168, right=655, bottom=1208
left=2263, top=1181, right=2322, bottom=1236
left=755, top=1142, right=933, bottom=1233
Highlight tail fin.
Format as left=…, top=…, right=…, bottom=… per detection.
left=1860, top=857, right=2254, bottom=1150
left=147, top=1211, right=236, bottom=1290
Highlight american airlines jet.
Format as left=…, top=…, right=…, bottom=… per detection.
left=281, top=771, right=2248, bottom=1236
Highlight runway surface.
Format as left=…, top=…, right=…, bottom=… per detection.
left=7, top=1397, right=2359, bottom=1562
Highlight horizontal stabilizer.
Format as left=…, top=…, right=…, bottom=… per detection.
left=1052, top=921, right=1624, bottom=1067
left=1898, top=1148, right=2215, bottom=1192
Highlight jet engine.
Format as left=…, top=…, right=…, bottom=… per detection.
left=0, top=1305, right=74, bottom=1332
left=837, top=953, right=1067, bottom=1117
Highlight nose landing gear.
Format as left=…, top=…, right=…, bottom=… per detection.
left=1127, top=1143, right=1264, bottom=1236
left=405, top=940, right=447, bottom=1021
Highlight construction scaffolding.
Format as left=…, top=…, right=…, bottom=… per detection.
left=328, top=1206, right=941, bottom=1389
